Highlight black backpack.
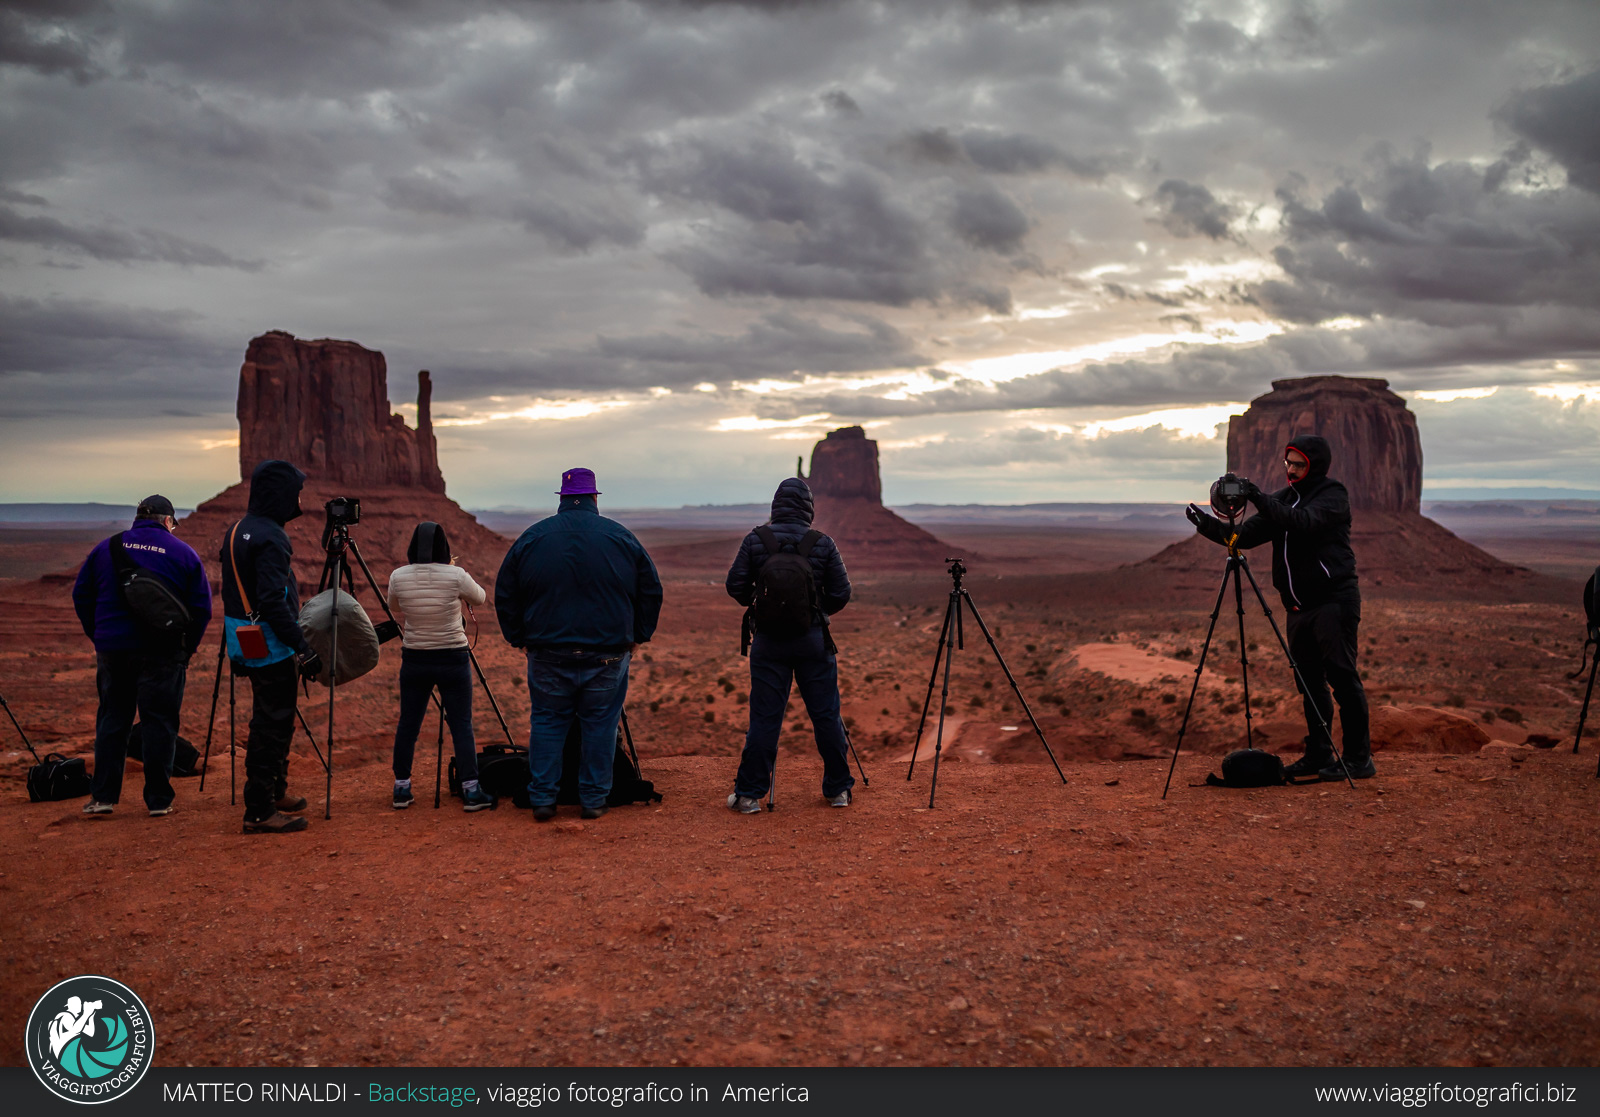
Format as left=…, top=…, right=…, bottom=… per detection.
left=126, top=722, right=202, bottom=778
left=750, top=525, right=821, bottom=639
left=449, top=722, right=662, bottom=809
left=109, top=533, right=191, bottom=649
left=1205, top=747, right=1287, bottom=788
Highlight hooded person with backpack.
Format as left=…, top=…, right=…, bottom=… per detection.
left=724, top=477, right=854, bottom=812
left=219, top=460, right=323, bottom=834
left=1186, top=435, right=1373, bottom=781
left=72, top=495, right=212, bottom=817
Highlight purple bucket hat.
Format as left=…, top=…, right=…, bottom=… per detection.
left=557, top=467, right=601, bottom=496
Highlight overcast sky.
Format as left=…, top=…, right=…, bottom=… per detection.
left=2, top=0, right=1598, bottom=509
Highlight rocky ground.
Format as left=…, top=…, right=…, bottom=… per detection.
left=2, top=525, right=1598, bottom=1067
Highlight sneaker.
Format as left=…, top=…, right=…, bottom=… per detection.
left=462, top=786, right=497, bottom=813
left=580, top=805, right=608, bottom=820
left=148, top=804, right=175, bottom=817
left=532, top=804, right=558, bottom=822
left=242, top=811, right=308, bottom=834
left=826, top=789, right=852, bottom=808
left=1283, top=753, right=1333, bottom=780
left=727, top=793, right=762, bottom=815
left=82, top=800, right=114, bottom=816
left=392, top=786, right=415, bottom=810
left=1319, top=755, right=1376, bottom=781
left=276, top=795, right=308, bottom=813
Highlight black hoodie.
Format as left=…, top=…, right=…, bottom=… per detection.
left=725, top=477, right=852, bottom=625
left=1196, top=435, right=1359, bottom=610
left=219, top=460, right=311, bottom=657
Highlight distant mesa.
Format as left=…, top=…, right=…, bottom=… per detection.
left=802, top=426, right=949, bottom=564
left=1227, top=376, right=1421, bottom=513
left=183, top=332, right=505, bottom=590
left=239, top=330, right=444, bottom=492
left=1138, top=375, right=1568, bottom=602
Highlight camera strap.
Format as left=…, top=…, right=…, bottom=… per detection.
left=227, top=522, right=260, bottom=622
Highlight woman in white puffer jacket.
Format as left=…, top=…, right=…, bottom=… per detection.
left=385, top=522, right=492, bottom=812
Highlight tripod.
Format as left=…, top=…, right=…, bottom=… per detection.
left=1162, top=531, right=1353, bottom=798
left=906, top=558, right=1065, bottom=808
left=1, top=690, right=42, bottom=766
left=1567, top=618, right=1600, bottom=777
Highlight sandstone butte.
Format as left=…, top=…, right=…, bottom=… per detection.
left=802, top=425, right=951, bottom=566
left=1137, top=376, right=1569, bottom=603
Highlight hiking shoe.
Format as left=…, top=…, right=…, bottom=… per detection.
left=826, top=789, right=852, bottom=808
left=1283, top=753, right=1333, bottom=780
left=1319, top=755, right=1376, bottom=781
left=532, top=804, right=558, bottom=822
left=148, top=804, right=175, bottom=817
left=276, top=794, right=308, bottom=813
left=580, top=804, right=608, bottom=820
left=392, top=786, right=415, bottom=810
left=82, top=800, right=114, bottom=816
left=242, top=811, right=308, bottom=834
left=462, top=786, right=497, bottom=813
left=727, top=793, right=762, bottom=815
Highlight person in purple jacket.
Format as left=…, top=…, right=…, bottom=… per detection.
left=71, top=495, right=213, bottom=817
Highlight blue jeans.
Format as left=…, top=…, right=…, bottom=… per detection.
left=90, top=648, right=187, bottom=811
left=525, top=648, right=630, bottom=809
left=392, top=648, right=477, bottom=783
left=734, top=627, right=854, bottom=800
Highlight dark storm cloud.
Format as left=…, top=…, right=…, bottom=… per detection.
left=425, top=311, right=925, bottom=398
left=0, top=204, right=263, bottom=268
left=1153, top=179, right=1236, bottom=240
left=950, top=185, right=1031, bottom=253
left=956, top=128, right=1112, bottom=178
left=1497, top=68, right=1600, bottom=194
left=0, top=3, right=102, bottom=83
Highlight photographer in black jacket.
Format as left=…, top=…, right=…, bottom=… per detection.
left=1186, top=435, right=1372, bottom=780
left=219, top=460, right=323, bottom=833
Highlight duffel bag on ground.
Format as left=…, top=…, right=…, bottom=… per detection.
left=28, top=753, right=91, bottom=802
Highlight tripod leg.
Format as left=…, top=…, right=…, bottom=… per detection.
left=199, top=638, right=225, bottom=790
left=1573, top=646, right=1598, bottom=755
left=1232, top=564, right=1257, bottom=752
left=0, top=692, right=40, bottom=762
left=229, top=668, right=236, bottom=807
left=907, top=595, right=955, bottom=780
left=325, top=563, right=340, bottom=821
left=620, top=706, right=641, bottom=769
left=962, top=592, right=1066, bottom=784
left=434, top=692, right=445, bottom=809
left=1163, top=560, right=1234, bottom=799
left=842, top=722, right=869, bottom=786
left=1238, top=560, right=1351, bottom=789
left=468, top=648, right=516, bottom=748
left=927, top=601, right=959, bottom=809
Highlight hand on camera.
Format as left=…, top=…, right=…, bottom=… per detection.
left=297, top=650, right=324, bottom=680
left=1239, top=479, right=1263, bottom=504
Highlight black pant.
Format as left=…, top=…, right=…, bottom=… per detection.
left=90, top=648, right=187, bottom=810
left=734, top=627, right=854, bottom=799
left=392, top=648, right=477, bottom=782
left=240, top=657, right=298, bottom=821
left=1286, top=595, right=1369, bottom=763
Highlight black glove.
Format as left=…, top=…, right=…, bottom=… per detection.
left=297, top=650, right=324, bottom=680
left=1239, top=479, right=1263, bottom=504
left=1185, top=503, right=1209, bottom=529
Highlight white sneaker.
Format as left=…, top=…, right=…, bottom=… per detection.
left=148, top=804, right=175, bottom=817
left=727, top=793, right=762, bottom=814
left=826, top=790, right=852, bottom=808
left=82, top=800, right=113, bottom=816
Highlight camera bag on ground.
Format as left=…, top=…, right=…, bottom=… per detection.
left=109, top=533, right=191, bottom=648
left=125, top=722, right=201, bottom=778
left=1205, top=747, right=1287, bottom=788
left=298, top=588, right=381, bottom=686
left=449, top=721, right=662, bottom=808
left=750, top=526, right=821, bottom=639
left=28, top=753, right=92, bottom=802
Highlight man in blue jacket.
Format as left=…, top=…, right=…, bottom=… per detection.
left=72, top=495, right=213, bottom=817
left=219, top=460, right=323, bottom=834
left=724, top=476, right=854, bottom=812
left=1186, top=435, right=1372, bottom=780
left=495, top=467, right=663, bottom=821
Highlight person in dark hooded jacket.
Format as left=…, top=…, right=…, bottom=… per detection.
left=1186, top=435, right=1372, bottom=780
left=724, top=477, right=855, bottom=810
left=219, top=459, right=323, bottom=833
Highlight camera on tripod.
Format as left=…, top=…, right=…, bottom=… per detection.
left=1209, top=472, right=1252, bottom=522
left=325, top=496, right=361, bottom=528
